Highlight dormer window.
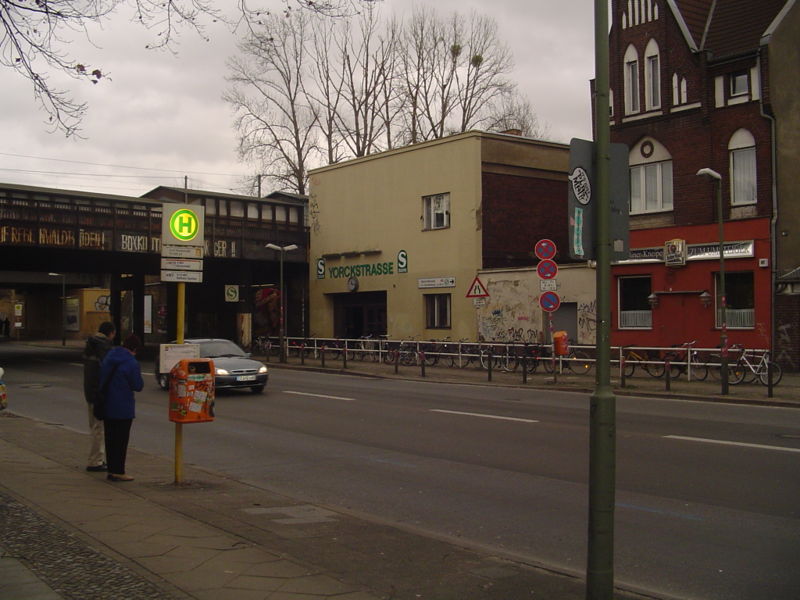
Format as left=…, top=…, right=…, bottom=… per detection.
left=730, top=71, right=749, bottom=97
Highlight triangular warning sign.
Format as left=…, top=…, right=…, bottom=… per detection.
left=466, top=276, right=490, bottom=298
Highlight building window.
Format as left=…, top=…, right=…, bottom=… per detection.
left=630, top=160, right=673, bottom=214
left=644, top=40, right=660, bottom=110
left=425, top=294, right=451, bottom=329
left=729, top=129, right=757, bottom=206
left=717, top=272, right=754, bottom=329
left=730, top=71, right=749, bottom=97
left=422, top=193, right=450, bottom=230
left=618, top=276, right=652, bottom=329
left=624, top=45, right=640, bottom=115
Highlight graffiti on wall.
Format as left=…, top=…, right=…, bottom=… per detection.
left=577, top=299, right=596, bottom=344
left=776, top=322, right=797, bottom=370
left=476, top=279, right=543, bottom=343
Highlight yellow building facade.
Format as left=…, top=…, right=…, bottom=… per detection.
left=308, top=131, right=591, bottom=342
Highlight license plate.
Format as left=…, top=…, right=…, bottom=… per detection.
left=236, top=375, right=257, bottom=381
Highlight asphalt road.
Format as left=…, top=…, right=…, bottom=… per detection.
left=3, top=343, right=799, bottom=600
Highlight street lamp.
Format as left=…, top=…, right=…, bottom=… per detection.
left=48, top=272, right=66, bottom=346
left=696, top=168, right=728, bottom=394
left=265, top=243, right=299, bottom=362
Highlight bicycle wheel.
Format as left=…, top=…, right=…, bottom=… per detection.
left=759, top=361, right=783, bottom=386
left=690, top=361, right=709, bottom=381
left=729, top=363, right=747, bottom=385
left=567, top=351, right=593, bottom=375
left=542, top=355, right=557, bottom=374
left=623, top=357, right=636, bottom=378
left=645, top=360, right=665, bottom=378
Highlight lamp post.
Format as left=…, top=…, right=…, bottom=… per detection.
left=696, top=168, right=728, bottom=394
left=265, top=243, right=299, bottom=362
left=48, top=272, right=66, bottom=346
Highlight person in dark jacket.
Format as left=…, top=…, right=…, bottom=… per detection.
left=82, top=321, right=115, bottom=471
left=98, top=334, right=144, bottom=482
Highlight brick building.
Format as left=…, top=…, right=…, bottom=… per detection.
left=606, top=0, right=799, bottom=368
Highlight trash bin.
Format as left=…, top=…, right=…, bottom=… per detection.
left=553, top=331, right=570, bottom=356
left=169, top=359, right=215, bottom=423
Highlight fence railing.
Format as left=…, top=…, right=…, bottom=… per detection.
left=250, top=336, right=770, bottom=383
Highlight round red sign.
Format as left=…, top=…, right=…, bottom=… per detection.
left=534, top=239, right=557, bottom=260
left=537, top=259, right=558, bottom=280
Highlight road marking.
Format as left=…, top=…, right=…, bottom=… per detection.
left=665, top=435, right=800, bottom=454
left=430, top=409, right=538, bottom=423
left=284, top=390, right=355, bottom=402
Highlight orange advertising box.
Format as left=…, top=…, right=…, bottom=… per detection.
left=169, top=359, right=215, bottom=423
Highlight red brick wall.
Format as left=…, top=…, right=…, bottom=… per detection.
left=775, top=294, right=800, bottom=372
left=481, top=173, right=569, bottom=268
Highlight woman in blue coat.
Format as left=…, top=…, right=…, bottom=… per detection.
left=98, top=334, right=144, bottom=482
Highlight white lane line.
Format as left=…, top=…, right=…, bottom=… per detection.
left=665, top=435, right=800, bottom=454
left=284, top=390, right=356, bottom=402
left=430, top=409, right=538, bottom=423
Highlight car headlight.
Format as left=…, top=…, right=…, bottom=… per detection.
left=216, top=368, right=230, bottom=375
left=258, top=366, right=268, bottom=374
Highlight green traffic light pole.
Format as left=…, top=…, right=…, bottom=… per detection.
left=587, top=0, right=616, bottom=598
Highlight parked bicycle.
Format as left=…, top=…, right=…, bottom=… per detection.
left=728, top=344, right=782, bottom=386
left=621, top=345, right=666, bottom=378
left=662, top=340, right=709, bottom=381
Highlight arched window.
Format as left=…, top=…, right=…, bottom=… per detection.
left=629, top=137, right=673, bottom=214
left=644, top=39, right=660, bottom=110
left=729, top=129, right=757, bottom=205
left=623, top=45, right=640, bottom=115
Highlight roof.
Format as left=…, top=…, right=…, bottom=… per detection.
left=672, top=0, right=793, bottom=59
left=0, top=182, right=161, bottom=206
left=142, top=186, right=306, bottom=205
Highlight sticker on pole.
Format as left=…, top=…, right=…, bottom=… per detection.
left=536, top=259, right=558, bottom=280
left=466, top=276, right=489, bottom=298
left=534, top=239, right=557, bottom=261
left=539, top=291, right=561, bottom=312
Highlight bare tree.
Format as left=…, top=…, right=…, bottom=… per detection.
left=393, top=8, right=517, bottom=144
left=484, top=91, right=551, bottom=139
left=225, top=11, right=318, bottom=195
left=0, top=0, right=381, bottom=136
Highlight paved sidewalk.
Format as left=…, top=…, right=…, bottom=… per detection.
left=0, top=411, right=653, bottom=600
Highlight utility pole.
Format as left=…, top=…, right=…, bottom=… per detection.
left=586, top=0, right=616, bottom=598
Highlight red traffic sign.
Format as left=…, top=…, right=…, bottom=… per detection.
left=537, top=259, right=558, bottom=280
left=539, top=291, right=561, bottom=312
left=534, top=239, right=557, bottom=260
left=466, top=276, right=490, bottom=298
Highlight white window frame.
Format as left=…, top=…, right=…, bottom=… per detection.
left=729, top=129, right=757, bottom=206
left=630, top=160, right=673, bottom=214
left=623, top=45, right=640, bottom=115
left=618, top=276, right=653, bottom=330
left=422, top=193, right=450, bottom=230
left=730, top=71, right=749, bottom=97
left=644, top=39, right=660, bottom=110
left=425, top=294, right=451, bottom=329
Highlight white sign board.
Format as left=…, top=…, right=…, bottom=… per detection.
left=162, top=244, right=203, bottom=259
left=161, top=270, right=203, bottom=283
left=159, top=343, right=201, bottom=374
left=418, top=277, right=456, bottom=289
left=161, top=258, right=203, bottom=271
left=539, top=279, right=558, bottom=292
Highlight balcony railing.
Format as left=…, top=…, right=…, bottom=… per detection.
left=719, top=308, right=754, bottom=329
left=619, top=310, right=652, bottom=329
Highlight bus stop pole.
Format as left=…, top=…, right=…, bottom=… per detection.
left=175, top=282, right=185, bottom=485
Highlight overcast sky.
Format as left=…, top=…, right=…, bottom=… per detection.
left=0, top=0, right=598, bottom=197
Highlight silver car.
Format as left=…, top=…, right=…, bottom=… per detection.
left=155, top=338, right=268, bottom=394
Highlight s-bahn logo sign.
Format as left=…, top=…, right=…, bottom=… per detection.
left=162, top=205, right=204, bottom=247
left=169, top=209, right=200, bottom=241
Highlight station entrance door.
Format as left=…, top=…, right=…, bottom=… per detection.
left=333, top=291, right=387, bottom=339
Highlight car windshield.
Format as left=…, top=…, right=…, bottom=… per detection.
left=198, top=340, right=246, bottom=358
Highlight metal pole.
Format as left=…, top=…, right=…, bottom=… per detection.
left=279, top=249, right=286, bottom=363
left=587, top=0, right=616, bottom=596
left=175, top=281, right=185, bottom=485
left=60, top=275, right=66, bottom=346
left=716, top=179, right=729, bottom=395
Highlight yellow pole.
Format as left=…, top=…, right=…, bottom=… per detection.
left=175, top=282, right=186, bottom=484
